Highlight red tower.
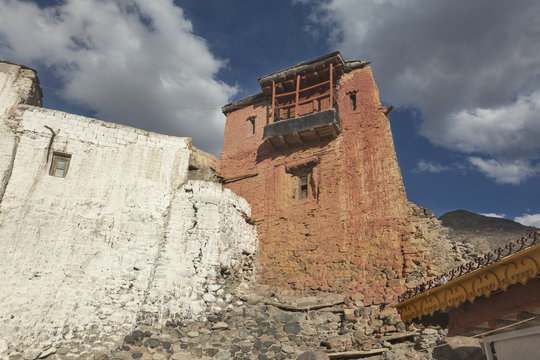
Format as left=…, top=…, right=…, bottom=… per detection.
left=220, top=52, right=410, bottom=301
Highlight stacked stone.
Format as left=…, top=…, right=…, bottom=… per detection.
left=48, top=291, right=481, bottom=360
left=13, top=289, right=484, bottom=360
left=403, top=203, right=484, bottom=292
left=109, top=296, right=342, bottom=360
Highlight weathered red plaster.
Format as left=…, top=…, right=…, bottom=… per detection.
left=220, top=57, right=412, bottom=301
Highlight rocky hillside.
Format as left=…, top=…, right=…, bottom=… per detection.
left=439, top=210, right=538, bottom=252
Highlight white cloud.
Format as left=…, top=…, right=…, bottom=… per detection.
left=306, top=0, right=540, bottom=183
left=0, top=0, right=236, bottom=155
left=443, top=91, right=540, bottom=159
left=480, top=213, right=505, bottom=219
left=514, top=214, right=540, bottom=228
left=415, top=160, right=449, bottom=173
left=468, top=157, right=538, bottom=185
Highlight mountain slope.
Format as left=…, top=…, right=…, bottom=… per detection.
left=439, top=209, right=538, bottom=251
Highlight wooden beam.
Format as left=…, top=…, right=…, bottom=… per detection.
left=271, top=80, right=275, bottom=123
left=278, top=136, right=290, bottom=149
left=274, top=103, right=295, bottom=111
left=333, top=123, right=341, bottom=136
left=222, top=173, right=258, bottom=184
left=292, top=132, right=304, bottom=146
left=329, top=62, right=334, bottom=108
left=327, top=348, right=387, bottom=359
left=380, top=331, right=418, bottom=342
left=329, top=124, right=338, bottom=138
left=295, top=74, right=300, bottom=118
left=265, top=299, right=344, bottom=311
left=297, top=91, right=330, bottom=106
left=310, top=128, right=321, bottom=142
left=266, top=138, right=277, bottom=151
left=298, top=80, right=330, bottom=94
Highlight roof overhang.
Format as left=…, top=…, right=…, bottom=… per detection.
left=258, top=51, right=343, bottom=86
left=395, top=233, right=540, bottom=327
left=222, top=52, right=370, bottom=115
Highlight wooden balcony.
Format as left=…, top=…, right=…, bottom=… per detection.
left=262, top=109, right=340, bottom=149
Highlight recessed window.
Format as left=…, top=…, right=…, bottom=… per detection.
left=247, top=116, right=255, bottom=134
left=299, top=175, right=308, bottom=198
left=349, top=91, right=357, bottom=111
left=298, top=174, right=310, bottom=199
left=49, top=153, right=71, bottom=178
left=350, top=93, right=356, bottom=110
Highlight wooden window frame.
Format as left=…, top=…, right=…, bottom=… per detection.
left=49, top=152, right=71, bottom=178
left=299, top=174, right=309, bottom=199
left=247, top=116, right=255, bottom=135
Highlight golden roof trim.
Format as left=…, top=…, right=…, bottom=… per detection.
left=395, top=242, right=540, bottom=323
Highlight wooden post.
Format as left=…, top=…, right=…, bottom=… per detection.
left=295, top=74, right=300, bottom=118
left=329, top=62, right=333, bottom=109
left=271, top=80, right=276, bottom=123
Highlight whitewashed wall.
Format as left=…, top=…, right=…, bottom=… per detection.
left=0, top=104, right=257, bottom=357
left=0, top=62, right=41, bottom=203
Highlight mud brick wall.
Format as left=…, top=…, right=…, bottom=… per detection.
left=220, top=67, right=410, bottom=302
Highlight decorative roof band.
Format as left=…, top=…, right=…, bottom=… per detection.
left=398, top=231, right=540, bottom=303
left=395, top=235, right=540, bottom=324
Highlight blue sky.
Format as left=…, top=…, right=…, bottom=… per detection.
left=0, top=0, right=539, bottom=225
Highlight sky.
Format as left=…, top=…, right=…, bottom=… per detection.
left=0, top=0, right=539, bottom=226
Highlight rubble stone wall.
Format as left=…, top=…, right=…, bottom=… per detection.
left=220, top=67, right=411, bottom=301
left=0, top=85, right=257, bottom=357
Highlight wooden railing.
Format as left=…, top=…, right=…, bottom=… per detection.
left=270, top=63, right=334, bottom=122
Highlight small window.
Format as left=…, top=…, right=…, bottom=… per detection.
left=247, top=116, right=255, bottom=134
left=49, top=153, right=71, bottom=178
left=349, top=93, right=357, bottom=110
left=299, top=174, right=309, bottom=199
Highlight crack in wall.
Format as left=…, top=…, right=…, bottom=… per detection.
left=136, top=198, right=174, bottom=325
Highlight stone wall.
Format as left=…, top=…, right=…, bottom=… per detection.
left=0, top=61, right=41, bottom=203
left=220, top=66, right=411, bottom=301
left=0, top=68, right=257, bottom=358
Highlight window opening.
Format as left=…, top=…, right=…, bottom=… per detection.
left=299, top=174, right=309, bottom=199
left=347, top=90, right=358, bottom=111
left=248, top=116, right=255, bottom=134
left=350, top=93, right=357, bottom=110
left=49, top=153, right=71, bottom=178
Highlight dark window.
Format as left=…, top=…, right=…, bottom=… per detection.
left=50, top=153, right=71, bottom=178
left=299, top=174, right=309, bottom=199
left=349, top=93, right=357, bottom=110
left=248, top=117, right=255, bottom=134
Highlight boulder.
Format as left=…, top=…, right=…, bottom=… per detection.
left=296, top=350, right=330, bottom=360
left=432, top=336, right=483, bottom=360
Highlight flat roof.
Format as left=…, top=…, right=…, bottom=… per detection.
left=222, top=51, right=369, bottom=115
